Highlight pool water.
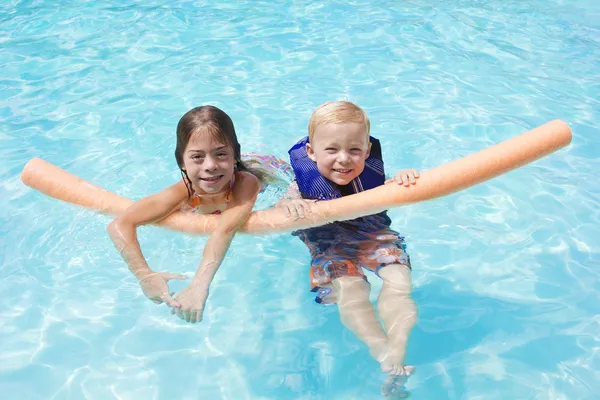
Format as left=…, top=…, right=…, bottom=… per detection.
left=1, top=0, right=599, bottom=399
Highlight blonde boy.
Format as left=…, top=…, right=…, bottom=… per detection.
left=280, top=101, right=419, bottom=384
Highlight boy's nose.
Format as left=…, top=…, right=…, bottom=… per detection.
left=337, top=152, right=350, bottom=163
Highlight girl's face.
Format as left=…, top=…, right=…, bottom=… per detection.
left=182, top=133, right=235, bottom=195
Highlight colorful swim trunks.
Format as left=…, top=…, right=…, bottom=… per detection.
left=302, top=229, right=412, bottom=304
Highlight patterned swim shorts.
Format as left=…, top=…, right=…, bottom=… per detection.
left=305, top=229, right=412, bottom=303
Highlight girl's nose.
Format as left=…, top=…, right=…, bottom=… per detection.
left=204, top=156, right=218, bottom=171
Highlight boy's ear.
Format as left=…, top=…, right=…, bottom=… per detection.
left=306, top=143, right=317, bottom=162
left=365, top=141, right=372, bottom=159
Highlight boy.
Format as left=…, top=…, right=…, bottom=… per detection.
left=279, top=101, right=419, bottom=384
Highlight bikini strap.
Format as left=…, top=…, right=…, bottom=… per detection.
left=224, top=174, right=235, bottom=203
left=191, top=174, right=235, bottom=205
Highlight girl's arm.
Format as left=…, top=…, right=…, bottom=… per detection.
left=107, top=181, right=189, bottom=306
left=173, top=171, right=260, bottom=323
left=190, top=171, right=259, bottom=288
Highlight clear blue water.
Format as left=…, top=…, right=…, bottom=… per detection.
left=1, top=0, right=599, bottom=398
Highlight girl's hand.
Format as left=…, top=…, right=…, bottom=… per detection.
left=278, top=199, right=314, bottom=220
left=385, top=169, right=420, bottom=187
left=138, top=272, right=188, bottom=308
left=172, top=283, right=210, bottom=323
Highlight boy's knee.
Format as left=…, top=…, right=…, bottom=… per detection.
left=378, top=263, right=412, bottom=294
left=332, top=276, right=370, bottom=301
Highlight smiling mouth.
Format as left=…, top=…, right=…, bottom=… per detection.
left=200, top=175, right=224, bottom=183
left=333, top=169, right=353, bottom=174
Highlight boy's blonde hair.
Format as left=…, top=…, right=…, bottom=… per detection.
left=308, top=101, right=370, bottom=142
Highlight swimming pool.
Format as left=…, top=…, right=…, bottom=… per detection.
left=1, top=0, right=599, bottom=398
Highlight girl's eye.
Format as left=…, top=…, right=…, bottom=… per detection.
left=191, top=155, right=204, bottom=160
left=216, top=152, right=228, bottom=158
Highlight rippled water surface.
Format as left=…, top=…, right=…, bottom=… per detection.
left=1, top=0, right=599, bottom=399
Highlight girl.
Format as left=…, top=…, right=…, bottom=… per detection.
left=107, top=105, right=289, bottom=323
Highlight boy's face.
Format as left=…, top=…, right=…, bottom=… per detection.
left=306, top=123, right=371, bottom=186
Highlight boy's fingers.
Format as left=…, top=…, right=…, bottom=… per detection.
left=298, top=203, right=307, bottom=218
left=403, top=173, right=410, bottom=186
left=302, top=201, right=312, bottom=213
left=395, top=174, right=407, bottom=185
left=290, top=206, right=299, bottom=220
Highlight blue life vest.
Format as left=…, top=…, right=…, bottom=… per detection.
left=288, top=136, right=385, bottom=200
left=288, top=135, right=392, bottom=235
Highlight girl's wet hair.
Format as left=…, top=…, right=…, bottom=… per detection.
left=175, top=105, right=242, bottom=168
left=174, top=105, right=269, bottom=196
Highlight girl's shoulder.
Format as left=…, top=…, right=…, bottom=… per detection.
left=234, top=169, right=260, bottom=184
left=231, top=170, right=261, bottom=198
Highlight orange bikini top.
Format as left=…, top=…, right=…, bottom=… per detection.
left=187, top=176, right=234, bottom=215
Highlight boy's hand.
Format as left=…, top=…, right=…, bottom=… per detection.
left=278, top=199, right=314, bottom=220
left=385, top=169, right=420, bottom=187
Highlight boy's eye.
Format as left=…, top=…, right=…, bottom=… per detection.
left=325, top=148, right=337, bottom=152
